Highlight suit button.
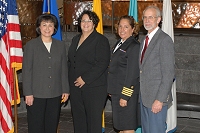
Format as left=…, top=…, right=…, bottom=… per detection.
left=48, top=66, right=51, bottom=69
left=140, top=71, right=142, bottom=73
left=131, top=86, right=134, bottom=89
left=108, top=72, right=109, bottom=74
left=167, top=95, right=169, bottom=101
left=49, top=57, right=51, bottom=59
left=49, top=86, right=51, bottom=88
left=49, top=76, right=52, bottom=79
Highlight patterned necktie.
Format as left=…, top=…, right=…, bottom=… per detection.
left=140, top=36, right=149, bottom=63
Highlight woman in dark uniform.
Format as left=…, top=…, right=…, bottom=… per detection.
left=68, top=10, right=110, bottom=133
left=107, top=15, right=140, bottom=133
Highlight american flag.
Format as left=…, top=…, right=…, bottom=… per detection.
left=0, top=0, right=23, bottom=132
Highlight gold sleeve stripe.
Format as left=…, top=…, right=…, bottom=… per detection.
left=121, top=87, right=134, bottom=97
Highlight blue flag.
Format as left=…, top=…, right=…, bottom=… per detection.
left=42, top=0, right=62, bottom=40
left=128, top=0, right=138, bottom=22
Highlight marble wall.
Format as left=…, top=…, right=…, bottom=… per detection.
left=63, top=31, right=200, bottom=95
left=174, top=35, right=200, bottom=94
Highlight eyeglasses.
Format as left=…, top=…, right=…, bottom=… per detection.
left=81, top=20, right=93, bottom=23
left=142, top=16, right=158, bottom=21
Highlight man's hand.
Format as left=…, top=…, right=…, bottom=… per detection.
left=151, top=100, right=163, bottom=113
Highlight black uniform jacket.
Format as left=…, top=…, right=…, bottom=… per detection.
left=68, top=30, right=110, bottom=88
left=107, top=36, right=140, bottom=101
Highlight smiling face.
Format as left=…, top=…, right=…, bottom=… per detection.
left=143, top=8, right=161, bottom=33
left=80, top=14, right=94, bottom=34
left=118, top=18, right=134, bottom=41
left=39, top=20, right=55, bottom=38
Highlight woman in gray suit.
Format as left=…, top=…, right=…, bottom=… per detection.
left=68, top=10, right=110, bottom=133
left=107, top=16, right=140, bottom=133
left=22, top=14, right=69, bottom=133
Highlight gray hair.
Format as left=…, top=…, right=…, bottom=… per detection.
left=143, top=5, right=162, bottom=17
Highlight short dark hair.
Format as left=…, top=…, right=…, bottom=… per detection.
left=77, top=10, right=99, bottom=29
left=36, top=13, right=58, bottom=35
left=116, top=15, right=140, bottom=37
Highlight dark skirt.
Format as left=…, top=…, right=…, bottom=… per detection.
left=111, top=94, right=140, bottom=131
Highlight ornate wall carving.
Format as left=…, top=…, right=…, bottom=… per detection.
left=17, top=0, right=43, bottom=46
left=63, top=0, right=200, bottom=30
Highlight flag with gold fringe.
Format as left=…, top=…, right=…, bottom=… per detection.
left=0, top=0, right=23, bottom=132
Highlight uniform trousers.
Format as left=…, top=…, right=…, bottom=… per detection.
left=70, top=85, right=107, bottom=133
left=140, top=97, right=168, bottom=133
left=27, top=96, right=61, bottom=133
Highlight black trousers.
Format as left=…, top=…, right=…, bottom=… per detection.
left=70, top=86, right=107, bottom=133
left=26, top=96, right=61, bottom=133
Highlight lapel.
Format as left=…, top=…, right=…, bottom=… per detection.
left=37, top=36, right=51, bottom=55
left=120, top=36, right=135, bottom=50
left=112, top=40, right=121, bottom=53
left=76, top=30, right=97, bottom=52
left=113, top=36, right=135, bottom=54
left=72, top=34, right=81, bottom=53
left=139, top=36, right=145, bottom=60
left=141, top=29, right=161, bottom=66
left=49, top=38, right=59, bottom=55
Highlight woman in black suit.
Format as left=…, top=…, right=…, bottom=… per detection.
left=68, top=10, right=110, bottom=133
left=107, top=15, right=140, bottom=133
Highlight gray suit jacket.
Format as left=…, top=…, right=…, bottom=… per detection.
left=22, top=36, right=69, bottom=98
left=139, top=28, right=175, bottom=108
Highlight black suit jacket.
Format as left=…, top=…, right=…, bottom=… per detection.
left=68, top=30, right=110, bottom=88
left=107, top=36, right=140, bottom=101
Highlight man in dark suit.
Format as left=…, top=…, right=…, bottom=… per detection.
left=139, top=6, right=175, bottom=133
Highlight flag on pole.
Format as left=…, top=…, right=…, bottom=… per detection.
left=0, top=0, right=23, bottom=132
left=161, top=0, right=177, bottom=132
left=128, top=1, right=141, bottom=133
left=128, top=0, right=138, bottom=22
left=42, top=0, right=62, bottom=40
left=93, top=0, right=103, bottom=34
left=93, top=0, right=105, bottom=132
